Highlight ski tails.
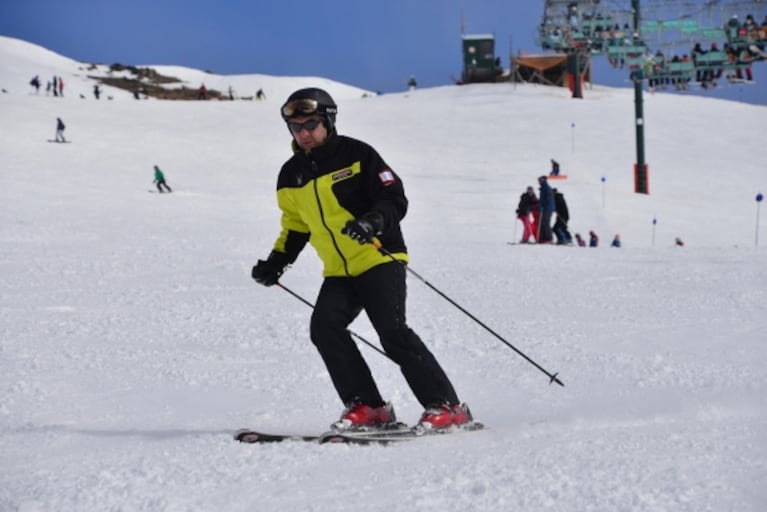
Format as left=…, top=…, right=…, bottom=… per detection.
left=234, top=429, right=319, bottom=444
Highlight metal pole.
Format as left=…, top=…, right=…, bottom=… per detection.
left=601, top=176, right=606, bottom=208
left=571, top=122, right=576, bottom=153
left=633, top=0, right=649, bottom=195
left=373, top=242, right=564, bottom=387
left=757, top=193, right=764, bottom=248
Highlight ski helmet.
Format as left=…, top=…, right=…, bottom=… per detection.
left=281, top=87, right=337, bottom=131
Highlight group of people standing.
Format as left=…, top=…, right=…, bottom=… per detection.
left=30, top=75, right=64, bottom=96
left=516, top=175, right=572, bottom=245
left=517, top=180, right=624, bottom=248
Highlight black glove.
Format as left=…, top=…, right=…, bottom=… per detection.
left=251, top=255, right=287, bottom=286
left=342, top=212, right=383, bottom=245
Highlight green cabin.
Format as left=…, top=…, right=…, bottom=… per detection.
left=462, top=34, right=497, bottom=83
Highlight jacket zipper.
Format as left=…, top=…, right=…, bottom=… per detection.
left=310, top=159, right=351, bottom=277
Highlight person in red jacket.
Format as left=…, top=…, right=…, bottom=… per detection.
left=516, top=186, right=539, bottom=243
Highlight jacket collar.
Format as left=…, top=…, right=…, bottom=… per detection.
left=291, top=131, right=340, bottom=162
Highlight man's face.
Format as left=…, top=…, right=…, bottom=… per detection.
left=287, top=115, right=328, bottom=151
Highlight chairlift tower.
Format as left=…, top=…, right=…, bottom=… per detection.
left=537, top=0, right=767, bottom=195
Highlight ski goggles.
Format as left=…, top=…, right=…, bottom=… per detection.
left=281, top=98, right=321, bottom=118
left=287, top=118, right=323, bottom=133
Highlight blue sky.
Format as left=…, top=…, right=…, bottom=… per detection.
left=1, top=0, right=765, bottom=105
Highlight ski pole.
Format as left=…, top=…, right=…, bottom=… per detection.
left=512, top=214, right=518, bottom=244
left=372, top=241, right=564, bottom=387
left=277, top=282, right=391, bottom=361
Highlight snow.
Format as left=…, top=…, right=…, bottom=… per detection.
left=1, top=35, right=766, bottom=512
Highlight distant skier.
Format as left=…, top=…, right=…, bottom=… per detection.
left=552, top=188, right=572, bottom=245
left=153, top=165, right=173, bottom=193
left=611, top=234, right=622, bottom=247
left=550, top=159, right=560, bottom=176
left=256, top=88, right=266, bottom=101
left=93, top=84, right=101, bottom=100
left=515, top=185, right=539, bottom=243
left=30, top=75, right=41, bottom=94
left=407, top=75, right=417, bottom=91
left=537, top=175, right=555, bottom=244
left=55, top=117, right=66, bottom=142
left=589, top=230, right=599, bottom=247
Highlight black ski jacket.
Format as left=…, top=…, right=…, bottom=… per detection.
left=270, top=133, right=409, bottom=277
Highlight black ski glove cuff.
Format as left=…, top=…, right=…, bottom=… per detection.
left=342, top=211, right=384, bottom=245
left=251, top=251, right=290, bottom=286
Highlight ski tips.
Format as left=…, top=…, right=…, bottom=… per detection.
left=549, top=372, right=565, bottom=387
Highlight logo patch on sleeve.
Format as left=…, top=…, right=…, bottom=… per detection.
left=378, top=169, right=396, bottom=186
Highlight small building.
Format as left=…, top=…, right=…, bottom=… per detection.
left=512, top=51, right=591, bottom=94
left=461, top=34, right=498, bottom=83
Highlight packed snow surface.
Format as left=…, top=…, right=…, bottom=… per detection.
left=1, top=36, right=766, bottom=512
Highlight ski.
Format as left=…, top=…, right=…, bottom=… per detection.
left=319, top=421, right=485, bottom=445
left=234, top=421, right=484, bottom=445
left=234, top=429, right=319, bottom=444
left=318, top=425, right=416, bottom=445
left=234, top=422, right=408, bottom=444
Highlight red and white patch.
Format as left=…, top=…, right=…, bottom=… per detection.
left=377, top=169, right=396, bottom=186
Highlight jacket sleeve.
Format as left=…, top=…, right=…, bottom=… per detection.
left=273, top=182, right=310, bottom=264
left=362, top=146, right=408, bottom=232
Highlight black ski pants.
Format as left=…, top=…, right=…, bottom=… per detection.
left=539, top=210, right=554, bottom=242
left=310, top=261, right=459, bottom=409
left=156, top=179, right=172, bottom=193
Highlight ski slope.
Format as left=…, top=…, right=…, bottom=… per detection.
left=1, top=36, right=766, bottom=512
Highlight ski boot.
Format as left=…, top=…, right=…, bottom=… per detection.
left=331, top=401, right=401, bottom=432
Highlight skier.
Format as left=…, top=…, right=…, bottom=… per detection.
left=251, top=87, right=472, bottom=432
left=55, top=117, right=66, bottom=142
left=515, top=186, right=539, bottom=243
left=93, top=84, right=101, bottom=100
left=550, top=158, right=560, bottom=176
left=552, top=188, right=572, bottom=245
left=30, top=75, right=40, bottom=94
left=537, top=175, right=555, bottom=243
left=152, top=165, right=172, bottom=193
